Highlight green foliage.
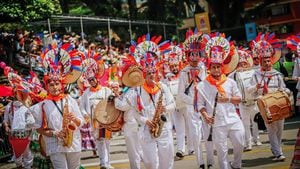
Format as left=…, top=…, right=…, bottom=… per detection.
left=69, top=5, right=94, bottom=16
left=0, top=0, right=62, bottom=23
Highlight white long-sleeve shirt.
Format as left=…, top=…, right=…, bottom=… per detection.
left=30, top=95, right=84, bottom=155
left=178, top=64, right=207, bottom=106
left=198, top=78, right=242, bottom=127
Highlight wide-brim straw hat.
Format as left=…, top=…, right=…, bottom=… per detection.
left=122, top=65, right=145, bottom=87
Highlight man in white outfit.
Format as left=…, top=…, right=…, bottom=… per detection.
left=80, top=76, right=115, bottom=169
left=228, top=49, right=262, bottom=151
left=178, top=32, right=207, bottom=168
left=31, top=74, right=84, bottom=169
left=162, top=46, right=194, bottom=159
left=199, top=35, right=245, bottom=169
left=114, top=60, right=144, bottom=169
left=248, top=33, right=288, bottom=162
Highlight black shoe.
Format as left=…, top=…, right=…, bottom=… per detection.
left=176, top=151, right=184, bottom=158
left=199, top=164, right=205, bottom=169
left=207, top=164, right=213, bottom=169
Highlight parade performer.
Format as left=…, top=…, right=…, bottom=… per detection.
left=114, top=57, right=144, bottom=169
left=248, top=32, right=288, bottom=161
left=1, top=63, right=43, bottom=169
left=79, top=49, right=115, bottom=169
left=162, top=44, right=193, bottom=159
left=121, top=33, right=175, bottom=169
left=30, top=43, right=84, bottom=169
left=178, top=29, right=207, bottom=168
left=287, top=34, right=300, bottom=113
left=228, top=48, right=262, bottom=151
left=199, top=33, right=245, bottom=169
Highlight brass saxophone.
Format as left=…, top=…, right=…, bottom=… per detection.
left=150, top=88, right=166, bottom=138
left=62, top=99, right=80, bottom=147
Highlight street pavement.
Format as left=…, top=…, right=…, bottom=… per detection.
left=0, top=115, right=299, bottom=169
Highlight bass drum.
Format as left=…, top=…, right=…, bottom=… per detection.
left=94, top=96, right=124, bottom=132
left=257, top=91, right=293, bottom=124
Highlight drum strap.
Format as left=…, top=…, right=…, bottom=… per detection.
left=52, top=100, right=64, bottom=116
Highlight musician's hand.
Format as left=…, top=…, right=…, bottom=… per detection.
left=84, top=115, right=90, bottom=124
left=146, top=120, right=155, bottom=129
left=111, top=85, right=120, bottom=97
left=204, top=115, right=214, bottom=125
left=256, top=84, right=261, bottom=90
left=55, top=130, right=65, bottom=139
left=66, top=113, right=80, bottom=125
left=217, top=95, right=229, bottom=103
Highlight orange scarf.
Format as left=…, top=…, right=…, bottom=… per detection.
left=46, top=93, right=65, bottom=101
left=90, top=85, right=101, bottom=92
left=206, top=74, right=227, bottom=96
left=143, top=83, right=160, bottom=95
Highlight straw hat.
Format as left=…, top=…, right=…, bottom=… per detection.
left=122, top=64, right=144, bottom=87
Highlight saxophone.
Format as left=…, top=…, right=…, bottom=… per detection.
left=150, top=88, right=166, bottom=138
left=62, top=99, right=80, bottom=147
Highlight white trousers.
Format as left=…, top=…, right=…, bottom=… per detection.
left=96, top=138, right=111, bottom=167
left=140, top=129, right=174, bottom=169
left=202, top=122, right=214, bottom=166
left=265, top=119, right=284, bottom=157
left=239, top=104, right=260, bottom=146
left=123, top=123, right=143, bottom=169
left=50, top=152, right=81, bottom=169
left=186, top=106, right=204, bottom=166
left=13, top=144, right=33, bottom=169
left=172, top=107, right=194, bottom=153
left=213, top=121, right=245, bottom=169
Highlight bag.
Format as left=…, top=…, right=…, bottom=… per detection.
left=254, top=113, right=266, bottom=131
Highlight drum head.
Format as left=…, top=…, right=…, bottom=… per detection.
left=94, top=99, right=122, bottom=125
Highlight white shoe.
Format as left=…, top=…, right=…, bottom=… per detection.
left=108, top=164, right=115, bottom=169
left=272, top=155, right=286, bottom=161
left=253, top=141, right=262, bottom=146
left=244, top=145, right=252, bottom=151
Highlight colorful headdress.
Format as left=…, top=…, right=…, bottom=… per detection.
left=129, top=33, right=170, bottom=74
left=41, top=43, right=82, bottom=84
left=286, top=33, right=300, bottom=56
left=250, top=32, right=282, bottom=64
left=183, top=28, right=209, bottom=58
left=204, top=33, right=239, bottom=74
left=164, top=45, right=184, bottom=65
left=0, top=62, right=46, bottom=104
left=81, top=49, right=104, bottom=80
left=237, top=47, right=253, bottom=67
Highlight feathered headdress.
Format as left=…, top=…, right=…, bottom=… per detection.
left=237, top=47, right=253, bottom=67
left=286, top=33, right=300, bottom=56
left=204, top=33, right=239, bottom=74
left=250, top=32, right=282, bottom=64
left=81, top=49, right=104, bottom=80
left=41, top=43, right=82, bottom=84
left=183, top=28, right=209, bottom=58
left=129, top=33, right=170, bottom=74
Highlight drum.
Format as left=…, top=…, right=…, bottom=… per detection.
left=257, top=91, right=293, bottom=124
left=235, top=69, right=255, bottom=105
left=94, top=95, right=124, bottom=132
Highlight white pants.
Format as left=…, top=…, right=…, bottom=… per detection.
left=265, top=119, right=284, bottom=157
left=213, top=121, right=245, bottom=169
left=96, top=138, right=111, bottom=167
left=186, top=106, right=204, bottom=166
left=173, top=107, right=193, bottom=153
left=13, top=144, right=33, bottom=169
left=50, top=152, right=81, bottom=169
left=123, top=122, right=143, bottom=169
left=202, top=122, right=214, bottom=166
left=140, top=129, right=174, bottom=169
left=239, top=104, right=260, bottom=147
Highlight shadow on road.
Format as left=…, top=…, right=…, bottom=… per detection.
left=242, top=156, right=282, bottom=167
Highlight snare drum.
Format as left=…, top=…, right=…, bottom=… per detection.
left=257, top=91, right=293, bottom=124
left=235, top=69, right=255, bottom=105
left=94, top=96, right=124, bottom=132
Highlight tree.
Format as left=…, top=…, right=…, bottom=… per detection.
left=0, top=0, right=62, bottom=23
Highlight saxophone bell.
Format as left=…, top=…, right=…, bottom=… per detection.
left=160, top=114, right=167, bottom=122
